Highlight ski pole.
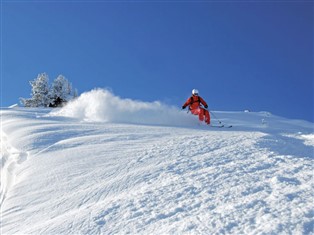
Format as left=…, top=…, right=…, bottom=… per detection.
left=208, top=109, right=232, bottom=128
left=210, top=111, right=221, bottom=123
left=206, top=109, right=222, bottom=124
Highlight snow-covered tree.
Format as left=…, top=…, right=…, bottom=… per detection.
left=20, top=73, right=78, bottom=108
left=48, top=75, right=72, bottom=107
left=73, top=88, right=78, bottom=99
left=20, top=73, right=50, bottom=107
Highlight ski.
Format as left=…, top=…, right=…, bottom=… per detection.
left=210, top=125, right=224, bottom=128
left=210, top=124, right=233, bottom=128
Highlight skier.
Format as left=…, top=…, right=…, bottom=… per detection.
left=182, top=89, right=210, bottom=125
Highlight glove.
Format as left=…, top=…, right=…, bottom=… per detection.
left=182, top=106, right=186, bottom=109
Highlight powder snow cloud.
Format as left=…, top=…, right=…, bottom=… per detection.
left=49, top=88, right=196, bottom=126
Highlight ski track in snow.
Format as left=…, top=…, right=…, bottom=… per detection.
left=0, top=105, right=313, bottom=235
left=0, top=131, right=29, bottom=207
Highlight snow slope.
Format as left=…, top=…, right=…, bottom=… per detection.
left=1, top=89, right=313, bottom=234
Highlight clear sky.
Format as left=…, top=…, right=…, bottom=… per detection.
left=1, top=0, right=313, bottom=122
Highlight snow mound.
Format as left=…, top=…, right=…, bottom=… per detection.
left=8, top=104, right=18, bottom=108
left=49, top=88, right=195, bottom=126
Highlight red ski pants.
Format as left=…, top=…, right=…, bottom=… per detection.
left=190, top=108, right=210, bottom=124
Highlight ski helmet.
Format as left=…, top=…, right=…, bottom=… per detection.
left=192, top=89, right=199, bottom=96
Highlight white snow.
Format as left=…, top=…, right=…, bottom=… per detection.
left=1, top=89, right=313, bottom=234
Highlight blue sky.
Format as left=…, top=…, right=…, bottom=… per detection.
left=1, top=1, right=313, bottom=122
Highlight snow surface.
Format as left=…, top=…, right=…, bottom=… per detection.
left=1, top=89, right=314, bottom=234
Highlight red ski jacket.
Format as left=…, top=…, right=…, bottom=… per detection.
left=182, top=95, right=208, bottom=111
